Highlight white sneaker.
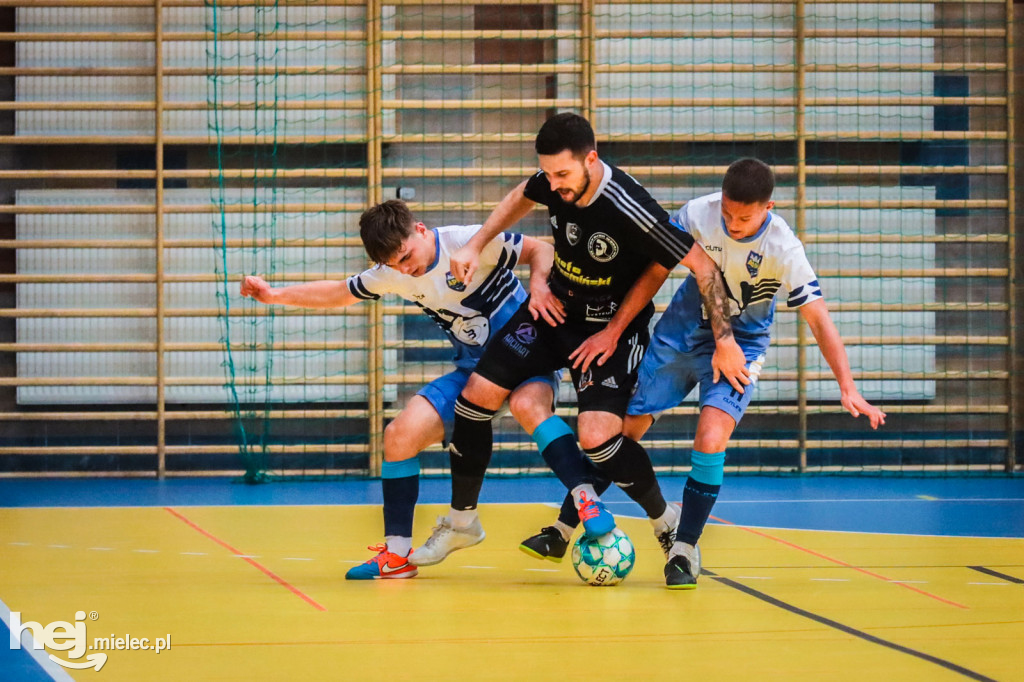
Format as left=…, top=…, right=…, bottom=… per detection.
left=654, top=502, right=682, bottom=559
left=409, top=515, right=486, bottom=566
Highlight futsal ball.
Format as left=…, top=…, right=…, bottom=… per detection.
left=571, top=527, right=635, bottom=586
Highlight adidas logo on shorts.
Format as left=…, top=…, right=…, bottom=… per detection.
left=601, top=376, right=619, bottom=389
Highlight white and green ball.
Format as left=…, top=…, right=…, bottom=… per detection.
left=571, top=527, right=636, bottom=586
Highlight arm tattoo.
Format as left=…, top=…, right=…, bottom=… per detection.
left=697, top=267, right=734, bottom=341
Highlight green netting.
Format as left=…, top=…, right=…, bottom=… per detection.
left=206, top=1, right=1016, bottom=481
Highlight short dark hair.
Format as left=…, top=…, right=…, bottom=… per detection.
left=535, top=112, right=596, bottom=158
left=359, top=199, right=415, bottom=264
left=722, top=158, right=775, bottom=204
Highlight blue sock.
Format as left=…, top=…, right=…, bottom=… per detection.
left=676, top=450, right=725, bottom=546
left=381, top=458, right=419, bottom=538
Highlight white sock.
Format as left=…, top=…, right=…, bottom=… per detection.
left=649, top=502, right=679, bottom=534
left=553, top=520, right=574, bottom=543
left=570, top=483, right=599, bottom=508
left=449, top=507, right=478, bottom=529
left=386, top=535, right=412, bottom=557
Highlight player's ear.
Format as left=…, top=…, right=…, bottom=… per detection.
left=584, top=149, right=599, bottom=166
left=764, top=200, right=775, bottom=212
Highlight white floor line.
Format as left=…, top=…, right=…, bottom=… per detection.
left=0, top=596, right=77, bottom=682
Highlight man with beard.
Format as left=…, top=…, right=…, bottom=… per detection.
left=409, top=113, right=748, bottom=566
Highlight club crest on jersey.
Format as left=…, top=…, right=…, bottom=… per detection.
left=445, top=271, right=466, bottom=291
left=745, top=251, right=763, bottom=277
left=566, top=222, right=581, bottom=245
left=587, top=233, right=619, bottom=262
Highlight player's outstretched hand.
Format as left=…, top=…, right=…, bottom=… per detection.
left=450, top=245, right=480, bottom=285
left=712, top=337, right=751, bottom=394
left=240, top=275, right=273, bottom=304
left=841, top=390, right=886, bottom=430
left=528, top=281, right=565, bottom=327
left=569, top=327, right=621, bottom=373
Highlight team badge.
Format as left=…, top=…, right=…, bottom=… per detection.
left=566, top=222, right=581, bottom=245
left=445, top=271, right=466, bottom=291
left=745, top=251, right=763, bottom=278
left=587, top=233, right=619, bottom=262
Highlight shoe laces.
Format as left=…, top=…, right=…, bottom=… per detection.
left=656, top=529, right=675, bottom=556
left=577, top=492, right=602, bottom=521
left=367, top=543, right=388, bottom=554
left=423, top=516, right=453, bottom=548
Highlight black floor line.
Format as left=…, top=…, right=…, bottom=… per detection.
left=966, top=566, right=1024, bottom=584
left=706, top=570, right=996, bottom=682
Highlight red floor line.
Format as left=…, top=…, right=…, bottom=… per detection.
left=163, top=507, right=327, bottom=612
left=709, top=514, right=969, bottom=609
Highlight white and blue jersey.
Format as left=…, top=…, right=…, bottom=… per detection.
left=657, top=192, right=822, bottom=357
left=347, top=225, right=527, bottom=371
left=628, top=192, right=821, bottom=424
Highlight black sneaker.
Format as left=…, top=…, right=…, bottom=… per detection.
left=664, top=543, right=701, bottom=590
left=519, top=526, right=569, bottom=563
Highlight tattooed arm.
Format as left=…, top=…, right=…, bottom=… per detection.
left=680, top=246, right=751, bottom=392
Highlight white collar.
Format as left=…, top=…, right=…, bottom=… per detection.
left=578, top=160, right=612, bottom=208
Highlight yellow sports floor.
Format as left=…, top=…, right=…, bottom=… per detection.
left=1, top=502, right=1021, bottom=681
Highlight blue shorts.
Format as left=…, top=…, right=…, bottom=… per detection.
left=417, top=368, right=562, bottom=447
left=627, top=334, right=765, bottom=426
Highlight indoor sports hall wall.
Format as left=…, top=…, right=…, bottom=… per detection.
left=0, top=0, right=1019, bottom=478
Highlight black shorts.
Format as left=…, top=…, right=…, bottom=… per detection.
left=474, top=299, right=651, bottom=416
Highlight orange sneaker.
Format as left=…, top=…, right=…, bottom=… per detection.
left=345, top=543, right=418, bottom=580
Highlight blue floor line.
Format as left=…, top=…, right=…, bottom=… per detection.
left=1, top=476, right=1022, bottom=538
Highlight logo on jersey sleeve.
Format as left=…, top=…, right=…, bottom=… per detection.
left=446, top=271, right=467, bottom=291
left=587, top=233, right=619, bottom=262
left=746, top=251, right=763, bottom=277
left=550, top=216, right=559, bottom=230
left=566, top=222, right=581, bottom=245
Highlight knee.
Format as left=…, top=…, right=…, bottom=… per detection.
left=579, top=428, right=616, bottom=452
left=509, top=392, right=551, bottom=433
left=383, top=420, right=414, bottom=462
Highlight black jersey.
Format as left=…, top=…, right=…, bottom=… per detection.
left=524, top=161, right=693, bottom=322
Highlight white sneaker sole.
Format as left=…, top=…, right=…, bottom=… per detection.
left=409, top=531, right=486, bottom=567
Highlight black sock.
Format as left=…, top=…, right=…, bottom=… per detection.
left=676, top=478, right=720, bottom=545
left=540, top=434, right=592, bottom=490
left=381, top=474, right=418, bottom=538
left=584, top=435, right=666, bottom=519
left=450, top=396, right=497, bottom=510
